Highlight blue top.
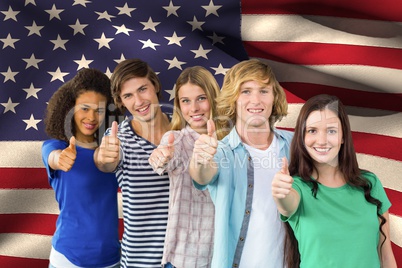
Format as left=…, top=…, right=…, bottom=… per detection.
left=42, top=139, right=121, bottom=267
left=194, top=127, right=294, bottom=268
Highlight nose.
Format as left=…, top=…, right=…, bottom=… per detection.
left=190, top=101, right=199, bottom=112
left=133, top=93, right=144, bottom=106
left=87, top=109, right=96, bottom=121
left=316, top=131, right=328, bottom=145
left=250, top=91, right=260, bottom=104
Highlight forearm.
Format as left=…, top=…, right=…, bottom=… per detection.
left=379, top=212, right=397, bottom=268
left=48, top=150, right=62, bottom=170
left=273, top=189, right=300, bottom=217
left=189, top=157, right=218, bottom=185
left=94, top=148, right=119, bottom=173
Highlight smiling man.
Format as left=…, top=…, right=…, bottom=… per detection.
left=189, top=59, right=294, bottom=268
left=95, top=59, right=171, bottom=268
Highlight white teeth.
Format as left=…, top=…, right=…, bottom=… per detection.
left=191, top=115, right=202, bottom=119
left=138, top=106, right=148, bottom=112
left=315, top=148, right=330, bottom=152
left=249, top=109, right=263, bottom=113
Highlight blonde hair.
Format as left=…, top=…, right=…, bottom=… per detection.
left=216, top=59, right=288, bottom=138
left=170, top=66, right=223, bottom=139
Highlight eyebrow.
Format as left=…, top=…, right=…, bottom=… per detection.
left=179, top=94, right=207, bottom=100
left=78, top=103, right=105, bottom=109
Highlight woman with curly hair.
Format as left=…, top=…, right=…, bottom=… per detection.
left=272, top=94, right=397, bottom=267
left=42, top=68, right=121, bottom=268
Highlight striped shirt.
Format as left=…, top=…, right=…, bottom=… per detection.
left=107, top=117, right=170, bottom=268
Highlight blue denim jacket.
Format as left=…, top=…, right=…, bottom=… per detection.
left=194, top=127, right=293, bottom=268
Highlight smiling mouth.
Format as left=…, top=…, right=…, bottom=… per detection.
left=191, top=114, right=204, bottom=119
left=247, top=109, right=263, bottom=113
left=136, top=105, right=150, bottom=113
left=314, top=147, right=330, bottom=153
left=83, top=123, right=96, bottom=130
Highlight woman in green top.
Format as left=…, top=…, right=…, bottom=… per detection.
left=272, top=94, right=396, bottom=268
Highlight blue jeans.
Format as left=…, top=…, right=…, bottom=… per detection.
left=164, top=263, right=176, bottom=268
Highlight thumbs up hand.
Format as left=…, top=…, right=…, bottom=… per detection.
left=57, top=136, right=77, bottom=172
left=272, top=157, right=294, bottom=199
left=192, top=119, right=218, bottom=165
left=98, top=121, right=121, bottom=165
left=149, top=132, right=175, bottom=173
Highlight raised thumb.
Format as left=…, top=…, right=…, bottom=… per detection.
left=281, top=157, right=290, bottom=175
left=111, top=121, right=118, bottom=137
left=167, top=132, right=175, bottom=147
left=69, top=136, right=76, bottom=153
left=207, top=119, right=216, bottom=138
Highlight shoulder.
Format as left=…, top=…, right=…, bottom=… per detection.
left=41, top=139, right=68, bottom=163
left=292, top=175, right=305, bottom=186
left=361, top=170, right=381, bottom=187
left=275, top=128, right=294, bottom=141
left=292, top=175, right=313, bottom=188
left=42, top=139, right=67, bottom=150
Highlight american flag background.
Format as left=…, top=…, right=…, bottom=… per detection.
left=0, top=0, right=401, bottom=266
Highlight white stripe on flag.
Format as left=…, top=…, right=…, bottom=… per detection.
left=356, top=154, right=402, bottom=192
left=0, top=189, right=58, bottom=214
left=0, top=233, right=51, bottom=259
left=259, top=59, right=402, bottom=94
left=0, top=141, right=44, bottom=168
left=241, top=14, right=402, bottom=49
left=0, top=189, right=124, bottom=217
left=390, top=214, right=402, bottom=247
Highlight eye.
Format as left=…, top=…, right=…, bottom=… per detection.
left=260, top=89, right=269, bottom=94
left=241, top=90, right=250, bottom=94
left=197, top=96, right=207, bottom=101
left=328, top=129, right=337, bottom=134
left=306, top=129, right=316, bottom=134
left=181, top=99, right=190, bottom=103
left=122, top=93, right=132, bottom=99
left=97, top=109, right=106, bottom=115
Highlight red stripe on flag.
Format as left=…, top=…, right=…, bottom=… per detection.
left=0, top=214, right=56, bottom=235
left=0, top=168, right=50, bottom=189
left=0, top=256, right=49, bottom=268
left=241, top=0, right=402, bottom=22
left=386, top=189, right=402, bottom=216
left=119, top=218, right=124, bottom=240
left=244, top=41, right=402, bottom=70
left=282, top=83, right=402, bottom=112
left=392, top=243, right=402, bottom=266
left=352, top=133, right=402, bottom=162
left=0, top=214, right=125, bottom=240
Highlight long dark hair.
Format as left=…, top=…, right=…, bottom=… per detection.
left=284, top=94, right=386, bottom=268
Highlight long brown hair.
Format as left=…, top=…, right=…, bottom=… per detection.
left=285, top=94, right=386, bottom=267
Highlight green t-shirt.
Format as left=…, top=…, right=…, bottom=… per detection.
left=283, top=172, right=391, bottom=268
